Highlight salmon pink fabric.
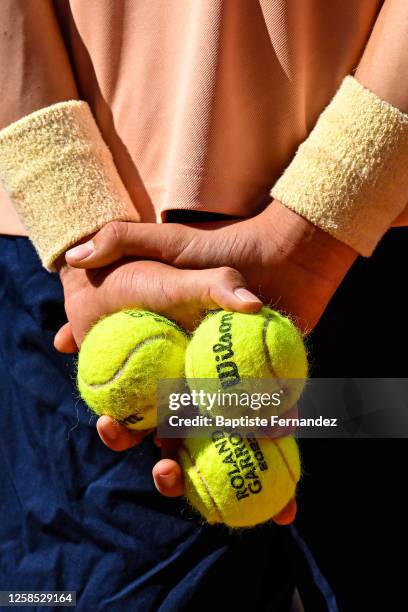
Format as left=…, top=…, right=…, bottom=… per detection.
left=0, top=0, right=383, bottom=234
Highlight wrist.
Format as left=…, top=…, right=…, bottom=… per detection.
left=263, top=200, right=358, bottom=285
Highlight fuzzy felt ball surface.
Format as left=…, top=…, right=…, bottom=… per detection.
left=179, top=431, right=301, bottom=527
left=77, top=310, right=188, bottom=429
left=185, top=307, right=308, bottom=414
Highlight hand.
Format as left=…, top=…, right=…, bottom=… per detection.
left=65, top=200, right=358, bottom=333
left=56, top=259, right=262, bottom=349
left=61, top=201, right=357, bottom=506
left=54, top=256, right=262, bottom=496
left=393, top=206, right=408, bottom=227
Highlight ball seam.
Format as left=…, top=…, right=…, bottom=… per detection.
left=79, top=334, right=177, bottom=388
left=262, top=314, right=282, bottom=385
left=180, top=442, right=224, bottom=523
left=271, top=439, right=297, bottom=485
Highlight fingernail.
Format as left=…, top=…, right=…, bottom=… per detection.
left=66, top=240, right=94, bottom=261
left=158, top=472, right=177, bottom=488
left=234, top=287, right=262, bottom=303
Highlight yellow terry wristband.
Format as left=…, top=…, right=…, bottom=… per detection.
left=271, top=76, right=408, bottom=256
left=0, top=101, right=138, bottom=271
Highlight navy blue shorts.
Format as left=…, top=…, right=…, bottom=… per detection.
left=0, top=236, right=335, bottom=611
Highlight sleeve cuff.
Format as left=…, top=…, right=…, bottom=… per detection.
left=271, top=76, right=408, bottom=256
left=0, top=101, right=139, bottom=271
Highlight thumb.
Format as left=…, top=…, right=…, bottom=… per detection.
left=101, top=261, right=263, bottom=331
left=65, top=221, right=183, bottom=268
left=197, top=267, right=263, bottom=313
left=173, top=266, right=262, bottom=330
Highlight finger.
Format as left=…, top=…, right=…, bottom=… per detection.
left=152, top=458, right=185, bottom=497
left=96, top=415, right=148, bottom=451
left=97, top=260, right=262, bottom=332
left=158, top=266, right=263, bottom=330
left=153, top=432, right=162, bottom=448
left=272, top=498, right=297, bottom=525
left=191, top=267, right=263, bottom=314
left=54, top=322, right=78, bottom=353
left=65, top=221, right=186, bottom=268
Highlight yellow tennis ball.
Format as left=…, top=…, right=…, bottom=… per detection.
left=179, top=430, right=301, bottom=527
left=185, top=307, right=308, bottom=414
left=77, top=309, right=188, bottom=430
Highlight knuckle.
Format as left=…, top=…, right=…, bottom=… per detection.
left=100, top=220, right=126, bottom=244
left=216, top=266, right=242, bottom=284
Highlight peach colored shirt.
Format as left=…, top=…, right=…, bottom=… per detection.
left=0, top=0, right=385, bottom=236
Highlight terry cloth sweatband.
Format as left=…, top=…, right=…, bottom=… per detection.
left=271, top=76, right=408, bottom=256
left=0, top=101, right=138, bottom=271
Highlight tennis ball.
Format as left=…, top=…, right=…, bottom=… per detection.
left=77, top=309, right=188, bottom=430
left=185, top=307, right=308, bottom=414
left=179, top=430, right=301, bottom=527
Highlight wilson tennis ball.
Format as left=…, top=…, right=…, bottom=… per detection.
left=185, top=307, right=308, bottom=414
left=77, top=309, right=188, bottom=430
left=179, top=430, right=301, bottom=527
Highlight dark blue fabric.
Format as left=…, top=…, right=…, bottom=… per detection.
left=0, top=236, right=302, bottom=612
